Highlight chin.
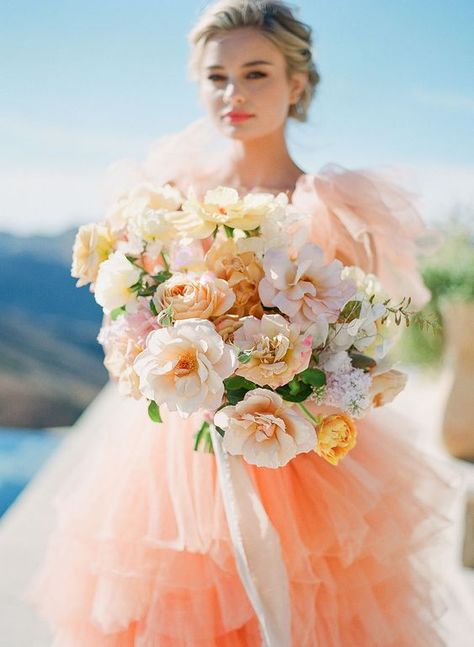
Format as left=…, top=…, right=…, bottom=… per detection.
left=216, top=119, right=284, bottom=142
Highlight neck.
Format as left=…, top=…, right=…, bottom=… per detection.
left=221, top=127, right=303, bottom=190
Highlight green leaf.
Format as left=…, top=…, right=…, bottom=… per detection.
left=157, top=305, right=174, bottom=327
left=125, top=255, right=140, bottom=266
left=215, top=425, right=226, bottom=437
left=137, top=285, right=157, bottom=297
left=237, top=351, right=252, bottom=364
left=299, top=368, right=327, bottom=387
left=349, top=352, right=377, bottom=371
left=193, top=421, right=210, bottom=451
left=110, top=306, right=126, bottom=320
left=223, top=224, right=234, bottom=238
left=276, top=382, right=312, bottom=402
left=152, top=270, right=172, bottom=284
left=224, top=376, right=257, bottom=391
left=226, top=389, right=250, bottom=405
left=338, top=300, right=362, bottom=322
left=147, top=400, right=162, bottom=423
left=149, top=299, right=158, bottom=316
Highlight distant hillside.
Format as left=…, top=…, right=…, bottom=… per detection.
left=0, top=229, right=107, bottom=427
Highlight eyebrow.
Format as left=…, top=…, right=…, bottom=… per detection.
left=206, top=60, right=274, bottom=70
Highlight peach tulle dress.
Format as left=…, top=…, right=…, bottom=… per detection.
left=29, top=120, right=456, bottom=646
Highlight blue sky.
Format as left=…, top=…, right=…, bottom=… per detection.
left=1, top=0, right=473, bottom=233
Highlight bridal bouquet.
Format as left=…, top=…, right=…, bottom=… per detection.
left=72, top=182, right=415, bottom=468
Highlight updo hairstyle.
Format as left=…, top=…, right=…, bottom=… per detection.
left=188, top=0, right=320, bottom=122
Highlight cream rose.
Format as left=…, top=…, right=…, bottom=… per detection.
left=172, top=187, right=281, bottom=239
left=205, top=238, right=264, bottom=318
left=71, top=223, right=114, bottom=287
left=153, top=272, right=235, bottom=321
left=94, top=251, right=141, bottom=313
left=233, top=314, right=312, bottom=388
left=369, top=369, right=407, bottom=407
left=214, top=388, right=315, bottom=468
left=315, top=413, right=357, bottom=465
left=134, top=319, right=237, bottom=417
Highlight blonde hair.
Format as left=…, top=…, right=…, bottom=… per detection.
left=188, top=0, right=320, bottom=122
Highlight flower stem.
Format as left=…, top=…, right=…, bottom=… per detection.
left=298, top=403, right=320, bottom=426
left=160, top=251, right=170, bottom=272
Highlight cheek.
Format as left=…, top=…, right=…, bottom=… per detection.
left=255, top=79, right=291, bottom=118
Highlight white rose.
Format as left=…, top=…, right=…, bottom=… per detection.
left=134, top=319, right=237, bottom=417
left=94, top=251, right=141, bottom=313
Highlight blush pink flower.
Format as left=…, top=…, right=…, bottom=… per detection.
left=134, top=319, right=237, bottom=417
left=259, top=243, right=356, bottom=329
left=233, top=314, right=312, bottom=388
left=98, top=299, right=160, bottom=398
left=214, top=389, right=315, bottom=468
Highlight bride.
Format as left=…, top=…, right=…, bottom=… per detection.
left=30, top=1, right=456, bottom=645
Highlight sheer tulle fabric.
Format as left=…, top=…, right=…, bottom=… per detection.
left=30, top=120, right=452, bottom=645
left=30, top=391, right=452, bottom=646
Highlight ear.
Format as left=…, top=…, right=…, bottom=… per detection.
left=289, top=71, right=308, bottom=105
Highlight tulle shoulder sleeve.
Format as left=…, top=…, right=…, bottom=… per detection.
left=293, top=164, right=435, bottom=308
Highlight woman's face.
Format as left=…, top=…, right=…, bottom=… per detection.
left=198, top=27, right=305, bottom=141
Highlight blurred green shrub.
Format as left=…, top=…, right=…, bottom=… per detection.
left=396, top=220, right=474, bottom=367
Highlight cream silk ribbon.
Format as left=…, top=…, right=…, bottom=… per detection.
left=210, top=425, right=292, bottom=647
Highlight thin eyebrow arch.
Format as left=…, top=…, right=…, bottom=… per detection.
left=206, top=60, right=274, bottom=70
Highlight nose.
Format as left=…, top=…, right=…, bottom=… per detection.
left=222, top=80, right=245, bottom=106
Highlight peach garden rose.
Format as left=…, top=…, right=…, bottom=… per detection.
left=153, top=272, right=235, bottom=321
left=205, top=238, right=264, bottom=318
left=214, top=388, right=316, bottom=468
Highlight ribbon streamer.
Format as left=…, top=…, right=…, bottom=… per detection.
left=210, top=424, right=292, bottom=646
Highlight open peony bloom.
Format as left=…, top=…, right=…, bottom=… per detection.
left=233, top=314, right=312, bottom=388
left=71, top=223, right=114, bottom=287
left=94, top=251, right=141, bottom=313
left=259, top=243, right=356, bottom=329
left=134, top=319, right=237, bottom=417
left=215, top=388, right=315, bottom=468
left=153, top=272, right=235, bottom=321
left=205, top=238, right=264, bottom=318
left=172, top=187, right=280, bottom=239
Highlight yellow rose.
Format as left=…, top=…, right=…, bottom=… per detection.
left=173, top=187, right=279, bottom=239
left=315, top=414, right=357, bottom=465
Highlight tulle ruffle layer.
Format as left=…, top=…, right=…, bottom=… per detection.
left=29, top=388, right=454, bottom=646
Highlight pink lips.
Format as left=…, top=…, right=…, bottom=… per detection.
left=223, top=111, right=254, bottom=123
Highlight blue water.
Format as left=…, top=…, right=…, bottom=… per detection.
left=0, top=427, right=63, bottom=517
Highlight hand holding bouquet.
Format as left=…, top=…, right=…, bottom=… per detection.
left=72, top=182, right=417, bottom=468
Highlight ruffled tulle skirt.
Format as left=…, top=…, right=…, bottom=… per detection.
left=29, top=385, right=455, bottom=646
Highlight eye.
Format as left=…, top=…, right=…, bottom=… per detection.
left=207, top=73, right=227, bottom=82
left=246, top=70, right=267, bottom=79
